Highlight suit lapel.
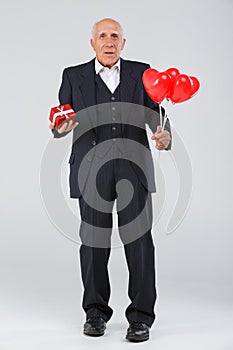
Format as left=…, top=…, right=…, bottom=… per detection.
left=79, top=59, right=98, bottom=130
left=120, top=58, right=137, bottom=103
left=80, top=59, right=96, bottom=107
left=120, top=59, right=139, bottom=132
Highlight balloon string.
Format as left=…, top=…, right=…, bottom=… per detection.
left=155, top=149, right=160, bottom=163
left=157, top=99, right=173, bottom=162
left=159, top=103, right=162, bottom=127
left=164, top=98, right=169, bottom=113
left=162, top=117, right=168, bottom=130
left=157, top=101, right=166, bottom=162
left=162, top=99, right=174, bottom=130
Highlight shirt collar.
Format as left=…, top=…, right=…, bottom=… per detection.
left=95, top=58, right=121, bottom=74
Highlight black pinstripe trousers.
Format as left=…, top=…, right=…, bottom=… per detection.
left=78, top=157, right=157, bottom=327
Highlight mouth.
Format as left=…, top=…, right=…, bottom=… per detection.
left=104, top=52, right=115, bottom=55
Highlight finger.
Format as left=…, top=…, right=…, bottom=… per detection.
left=158, top=136, right=170, bottom=143
left=156, top=139, right=167, bottom=147
left=157, top=125, right=162, bottom=133
left=68, top=119, right=77, bottom=129
left=62, top=121, right=70, bottom=131
left=152, top=127, right=165, bottom=140
left=49, top=122, right=55, bottom=129
left=156, top=144, right=165, bottom=150
left=160, top=131, right=170, bottom=138
left=151, top=133, right=160, bottom=140
left=152, top=134, right=162, bottom=141
left=156, top=130, right=169, bottom=136
left=154, top=133, right=170, bottom=142
left=156, top=140, right=165, bottom=147
left=58, top=120, right=78, bottom=133
left=67, top=120, right=73, bottom=129
left=157, top=140, right=163, bottom=145
left=57, top=121, right=69, bottom=133
left=71, top=122, right=79, bottom=129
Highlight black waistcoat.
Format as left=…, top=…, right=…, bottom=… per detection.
left=95, top=74, right=123, bottom=143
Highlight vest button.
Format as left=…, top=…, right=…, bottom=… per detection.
left=111, top=96, right=115, bottom=101
left=112, top=127, right=116, bottom=131
left=112, top=106, right=116, bottom=111
left=92, top=140, right=96, bottom=146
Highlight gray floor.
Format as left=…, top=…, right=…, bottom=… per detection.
left=1, top=300, right=232, bottom=350
left=1, top=267, right=233, bottom=350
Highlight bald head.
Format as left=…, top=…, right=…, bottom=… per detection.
left=92, top=18, right=123, bottom=38
left=90, top=18, right=126, bottom=68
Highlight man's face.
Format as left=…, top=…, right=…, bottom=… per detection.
left=90, top=19, right=126, bottom=68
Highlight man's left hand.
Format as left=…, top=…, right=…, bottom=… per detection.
left=151, top=126, right=171, bottom=151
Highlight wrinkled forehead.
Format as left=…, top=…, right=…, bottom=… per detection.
left=97, top=30, right=121, bottom=36
left=93, top=21, right=123, bottom=36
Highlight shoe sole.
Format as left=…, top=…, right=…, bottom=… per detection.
left=83, top=330, right=105, bottom=337
left=126, top=335, right=149, bottom=342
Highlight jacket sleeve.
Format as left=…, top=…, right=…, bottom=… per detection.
left=51, top=68, right=73, bottom=138
left=143, top=65, right=172, bottom=151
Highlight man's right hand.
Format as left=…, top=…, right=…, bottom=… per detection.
left=49, top=120, right=79, bottom=134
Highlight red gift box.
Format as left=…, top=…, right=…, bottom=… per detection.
left=49, top=104, right=76, bottom=129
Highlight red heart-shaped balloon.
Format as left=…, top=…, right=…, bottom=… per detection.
left=143, top=68, right=171, bottom=103
left=169, top=74, right=193, bottom=103
left=165, top=67, right=180, bottom=80
left=142, top=68, right=159, bottom=92
left=165, top=68, right=180, bottom=99
left=189, top=76, right=200, bottom=97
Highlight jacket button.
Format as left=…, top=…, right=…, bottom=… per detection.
left=92, top=140, right=96, bottom=146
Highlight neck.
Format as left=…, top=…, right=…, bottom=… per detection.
left=97, top=58, right=120, bottom=69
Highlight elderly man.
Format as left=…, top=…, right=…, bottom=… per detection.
left=50, top=18, right=171, bottom=342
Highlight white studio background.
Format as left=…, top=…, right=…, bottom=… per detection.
left=0, top=0, right=233, bottom=349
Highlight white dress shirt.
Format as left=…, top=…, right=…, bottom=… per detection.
left=95, top=58, right=120, bottom=94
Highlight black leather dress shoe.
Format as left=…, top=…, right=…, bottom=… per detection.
left=126, top=322, right=150, bottom=342
left=83, top=316, right=106, bottom=336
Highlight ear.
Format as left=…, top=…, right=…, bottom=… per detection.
left=90, top=38, right=95, bottom=51
left=121, top=38, right=126, bottom=51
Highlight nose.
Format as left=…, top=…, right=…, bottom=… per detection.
left=105, top=35, right=114, bottom=45
left=106, top=41, right=114, bottom=47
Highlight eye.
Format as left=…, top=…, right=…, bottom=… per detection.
left=111, top=34, right=119, bottom=40
left=99, top=33, right=106, bottom=39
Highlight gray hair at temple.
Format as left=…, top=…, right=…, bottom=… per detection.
left=91, top=18, right=124, bottom=38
